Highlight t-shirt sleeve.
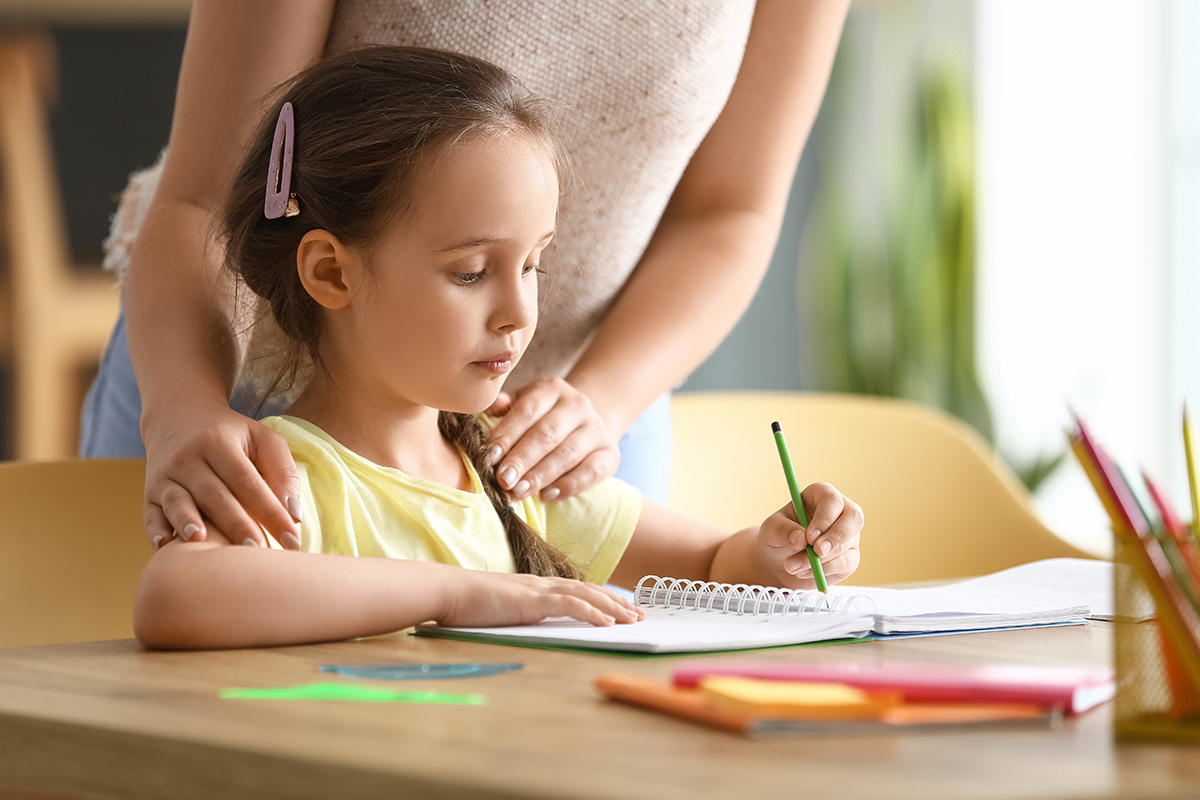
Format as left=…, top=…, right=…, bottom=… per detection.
left=541, top=478, right=642, bottom=585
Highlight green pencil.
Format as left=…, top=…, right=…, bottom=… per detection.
left=771, top=421, right=828, bottom=593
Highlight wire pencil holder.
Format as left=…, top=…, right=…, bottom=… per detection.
left=1113, top=532, right=1200, bottom=743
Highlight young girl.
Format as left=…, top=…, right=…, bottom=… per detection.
left=133, top=46, right=863, bottom=650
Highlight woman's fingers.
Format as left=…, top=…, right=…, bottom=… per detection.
left=165, top=460, right=268, bottom=547
left=496, top=402, right=585, bottom=496
left=196, top=425, right=301, bottom=549
left=143, top=499, right=174, bottom=551
left=539, top=449, right=618, bottom=502
left=487, top=379, right=560, bottom=467
left=486, top=378, right=619, bottom=500
left=247, top=424, right=304, bottom=548
left=156, top=478, right=206, bottom=542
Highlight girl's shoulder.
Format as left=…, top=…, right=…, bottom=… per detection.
left=260, top=415, right=364, bottom=477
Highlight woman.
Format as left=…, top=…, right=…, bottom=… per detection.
left=81, top=0, right=849, bottom=559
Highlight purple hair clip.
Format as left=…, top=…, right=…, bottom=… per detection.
left=264, top=101, right=299, bottom=219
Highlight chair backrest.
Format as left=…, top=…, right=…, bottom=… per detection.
left=0, top=459, right=148, bottom=647
left=669, top=392, right=1096, bottom=585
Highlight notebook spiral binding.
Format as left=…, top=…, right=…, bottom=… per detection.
left=633, top=576, right=876, bottom=617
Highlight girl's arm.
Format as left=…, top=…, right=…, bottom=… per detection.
left=134, top=533, right=640, bottom=650
left=126, top=1, right=333, bottom=553
left=487, top=0, right=850, bottom=502
left=607, top=483, right=863, bottom=591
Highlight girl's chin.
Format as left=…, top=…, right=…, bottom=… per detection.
left=442, top=392, right=505, bottom=417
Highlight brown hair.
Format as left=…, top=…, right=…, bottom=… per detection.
left=221, top=46, right=580, bottom=580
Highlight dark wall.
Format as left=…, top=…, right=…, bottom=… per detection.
left=49, top=26, right=186, bottom=265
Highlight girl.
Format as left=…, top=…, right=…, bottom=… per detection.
left=133, top=47, right=862, bottom=650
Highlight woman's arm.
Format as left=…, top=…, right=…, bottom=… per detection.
left=125, top=1, right=334, bottom=551
left=488, top=0, right=850, bottom=501
left=607, top=483, right=863, bottom=592
left=135, top=533, right=641, bottom=650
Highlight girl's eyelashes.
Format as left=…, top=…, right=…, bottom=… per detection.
left=452, top=262, right=542, bottom=285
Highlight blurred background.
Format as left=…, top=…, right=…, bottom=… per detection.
left=0, top=0, right=1193, bottom=557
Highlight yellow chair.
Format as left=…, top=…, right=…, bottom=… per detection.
left=0, top=459, right=148, bottom=648
left=669, top=392, right=1098, bottom=586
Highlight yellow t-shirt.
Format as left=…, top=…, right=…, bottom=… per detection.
left=261, top=416, right=641, bottom=585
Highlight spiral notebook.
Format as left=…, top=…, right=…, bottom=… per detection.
left=416, top=558, right=1102, bottom=654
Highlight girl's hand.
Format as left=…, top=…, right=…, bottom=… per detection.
left=757, top=482, right=863, bottom=590
left=439, top=571, right=644, bottom=628
left=484, top=377, right=620, bottom=502
left=141, top=405, right=302, bottom=552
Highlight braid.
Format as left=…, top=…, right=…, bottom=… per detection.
left=438, top=412, right=581, bottom=580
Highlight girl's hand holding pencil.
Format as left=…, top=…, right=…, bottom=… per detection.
left=756, top=484, right=863, bottom=591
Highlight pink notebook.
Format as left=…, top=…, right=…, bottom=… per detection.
left=673, top=661, right=1115, bottom=715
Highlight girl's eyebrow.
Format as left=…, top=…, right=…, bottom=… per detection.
left=437, top=231, right=555, bottom=253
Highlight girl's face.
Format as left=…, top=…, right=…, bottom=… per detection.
left=332, top=131, right=558, bottom=415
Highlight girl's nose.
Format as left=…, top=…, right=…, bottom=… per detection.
left=493, top=269, right=536, bottom=331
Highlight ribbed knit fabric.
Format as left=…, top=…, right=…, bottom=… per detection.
left=104, top=0, right=755, bottom=405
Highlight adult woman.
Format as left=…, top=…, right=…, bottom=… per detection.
left=82, top=0, right=848, bottom=553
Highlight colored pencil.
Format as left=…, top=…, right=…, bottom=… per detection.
left=771, top=421, right=827, bottom=593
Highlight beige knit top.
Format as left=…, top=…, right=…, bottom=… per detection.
left=105, top=0, right=756, bottom=407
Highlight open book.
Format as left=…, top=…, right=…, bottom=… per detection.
left=416, top=558, right=1108, bottom=654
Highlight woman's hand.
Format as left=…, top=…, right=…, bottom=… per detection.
left=484, top=377, right=621, bottom=502
left=756, top=483, right=863, bottom=590
left=439, top=571, right=644, bottom=628
left=141, top=405, right=302, bottom=551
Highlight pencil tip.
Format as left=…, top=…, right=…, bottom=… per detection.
left=771, top=421, right=781, bottom=434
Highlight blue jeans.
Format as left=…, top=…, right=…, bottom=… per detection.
left=80, top=309, right=672, bottom=504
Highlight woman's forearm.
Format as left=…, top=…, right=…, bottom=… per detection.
left=124, top=0, right=335, bottom=433
left=134, top=543, right=454, bottom=649
left=123, top=200, right=241, bottom=430
left=567, top=209, right=777, bottom=435
left=567, top=0, right=847, bottom=435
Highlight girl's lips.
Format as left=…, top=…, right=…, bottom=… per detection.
left=473, top=353, right=515, bottom=374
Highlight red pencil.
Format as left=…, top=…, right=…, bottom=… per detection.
left=1072, top=415, right=1149, bottom=535
left=1144, top=469, right=1200, bottom=586
left=1143, top=469, right=1186, bottom=537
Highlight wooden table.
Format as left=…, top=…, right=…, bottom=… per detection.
left=0, top=623, right=1197, bottom=800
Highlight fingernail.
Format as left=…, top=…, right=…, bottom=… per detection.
left=180, top=523, right=200, bottom=542
left=152, top=534, right=164, bottom=550
left=514, top=480, right=530, bottom=498
left=542, top=487, right=561, bottom=502
left=242, top=538, right=260, bottom=548
left=282, top=531, right=301, bottom=550
left=817, top=541, right=831, bottom=557
left=808, top=528, right=821, bottom=542
left=286, top=495, right=303, bottom=523
left=487, top=445, right=502, bottom=465
left=499, top=466, right=517, bottom=489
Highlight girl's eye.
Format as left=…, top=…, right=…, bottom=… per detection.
left=455, top=271, right=484, bottom=285
left=523, top=263, right=540, bottom=275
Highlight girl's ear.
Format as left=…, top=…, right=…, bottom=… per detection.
left=296, top=229, right=359, bottom=310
